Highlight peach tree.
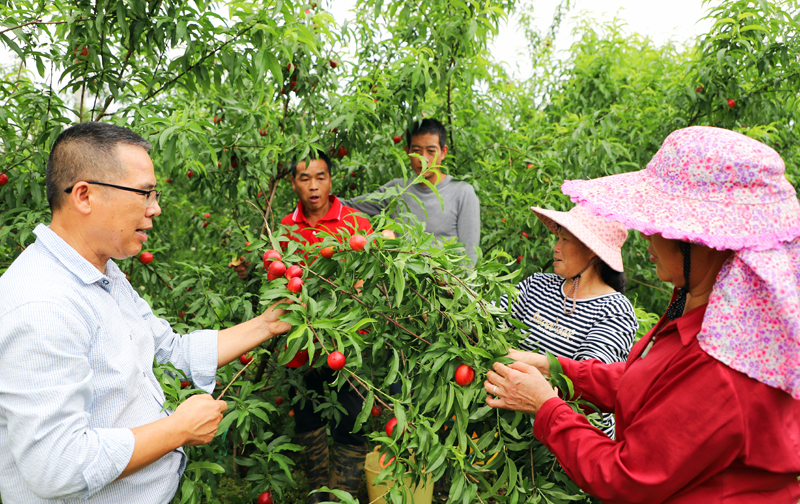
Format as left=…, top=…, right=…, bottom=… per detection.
left=2, top=0, right=800, bottom=503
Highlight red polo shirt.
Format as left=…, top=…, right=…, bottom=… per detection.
left=533, top=294, right=800, bottom=503
left=280, top=196, right=372, bottom=248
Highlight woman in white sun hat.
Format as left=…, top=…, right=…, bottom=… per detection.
left=499, top=204, right=638, bottom=437
left=486, top=126, right=800, bottom=503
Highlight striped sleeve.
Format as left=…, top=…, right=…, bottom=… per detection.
left=574, top=298, right=638, bottom=364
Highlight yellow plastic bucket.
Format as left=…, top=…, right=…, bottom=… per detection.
left=364, top=448, right=433, bottom=504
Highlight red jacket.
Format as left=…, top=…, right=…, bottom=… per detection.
left=280, top=196, right=372, bottom=249
left=534, top=301, right=800, bottom=503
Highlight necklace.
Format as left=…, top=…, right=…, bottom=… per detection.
left=563, top=257, right=598, bottom=315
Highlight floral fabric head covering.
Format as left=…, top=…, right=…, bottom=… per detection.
left=560, top=126, right=800, bottom=399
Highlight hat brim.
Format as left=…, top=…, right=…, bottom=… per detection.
left=531, top=207, right=625, bottom=272
left=561, top=171, right=800, bottom=252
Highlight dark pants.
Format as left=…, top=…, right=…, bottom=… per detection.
left=291, top=367, right=366, bottom=445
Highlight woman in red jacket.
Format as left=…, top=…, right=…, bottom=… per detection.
left=484, top=126, right=800, bottom=503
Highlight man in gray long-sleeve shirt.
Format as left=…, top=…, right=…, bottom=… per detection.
left=341, top=119, right=481, bottom=264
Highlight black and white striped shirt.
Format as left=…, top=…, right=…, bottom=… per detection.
left=500, top=273, right=638, bottom=437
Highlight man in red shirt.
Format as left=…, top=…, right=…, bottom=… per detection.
left=280, top=152, right=372, bottom=250
left=280, top=151, right=372, bottom=504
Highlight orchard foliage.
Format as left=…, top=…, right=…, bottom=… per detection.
left=1, top=0, right=799, bottom=503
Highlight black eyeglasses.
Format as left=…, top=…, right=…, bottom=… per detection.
left=64, top=181, right=162, bottom=208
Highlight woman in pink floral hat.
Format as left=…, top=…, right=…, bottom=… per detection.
left=498, top=205, right=638, bottom=437
left=485, top=126, right=800, bottom=503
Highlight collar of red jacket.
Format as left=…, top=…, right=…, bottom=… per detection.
left=660, top=287, right=709, bottom=347
left=290, top=195, right=343, bottom=225
left=676, top=303, right=708, bottom=346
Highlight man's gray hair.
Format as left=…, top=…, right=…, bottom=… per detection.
left=46, top=122, right=152, bottom=211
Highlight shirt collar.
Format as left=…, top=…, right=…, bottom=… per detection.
left=292, top=195, right=342, bottom=224
left=33, top=223, right=116, bottom=285
left=677, top=303, right=708, bottom=346
left=659, top=287, right=709, bottom=346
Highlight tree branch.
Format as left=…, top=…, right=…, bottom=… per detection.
left=0, top=17, right=94, bottom=36
left=140, top=23, right=257, bottom=104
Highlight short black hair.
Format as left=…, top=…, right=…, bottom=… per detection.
left=46, top=122, right=151, bottom=211
left=291, top=150, right=333, bottom=177
left=407, top=118, right=447, bottom=149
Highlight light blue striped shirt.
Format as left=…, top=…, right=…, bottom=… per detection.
left=0, top=224, right=219, bottom=503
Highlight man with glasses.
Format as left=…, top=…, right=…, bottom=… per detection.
left=0, top=122, right=292, bottom=503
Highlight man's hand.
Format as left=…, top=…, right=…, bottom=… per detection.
left=260, top=298, right=292, bottom=340
left=172, top=394, right=228, bottom=446
left=122, top=395, right=227, bottom=479
left=507, top=348, right=551, bottom=377
left=228, top=256, right=249, bottom=280
left=484, top=361, right=558, bottom=415
left=217, top=299, right=293, bottom=367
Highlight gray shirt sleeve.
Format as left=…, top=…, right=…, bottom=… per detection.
left=339, top=180, right=401, bottom=216
left=457, top=184, right=481, bottom=264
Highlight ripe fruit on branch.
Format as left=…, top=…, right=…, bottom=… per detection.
left=320, top=246, right=336, bottom=259
left=286, top=63, right=295, bottom=72
left=178, top=311, right=185, bottom=319
left=526, top=164, right=533, bottom=170
left=213, top=116, right=222, bottom=124
left=521, top=232, right=529, bottom=239
left=286, top=348, right=309, bottom=368
left=263, top=250, right=282, bottom=262
left=257, top=491, right=274, bottom=504
left=517, top=255, right=523, bottom=264
left=180, top=381, right=190, bottom=389
left=454, top=364, right=475, bottom=386
left=349, top=235, right=367, bottom=251
left=696, top=85, right=704, bottom=92
left=203, top=222, right=209, bottom=228
left=287, top=277, right=304, bottom=293
left=240, top=354, right=253, bottom=365
left=165, top=178, right=172, bottom=183
left=370, top=405, right=382, bottom=417
left=267, top=260, right=287, bottom=280
left=385, top=418, right=402, bottom=437
left=393, top=135, right=402, bottom=144
left=0, top=173, right=8, bottom=186
left=187, top=170, right=194, bottom=178
left=327, top=350, right=346, bottom=370
left=139, top=252, right=154, bottom=264
left=275, top=396, right=284, bottom=405
left=259, top=128, right=268, bottom=137
left=338, top=146, right=348, bottom=157
left=329, top=59, right=338, bottom=69
left=285, top=265, right=303, bottom=280
left=379, top=453, right=396, bottom=467
left=203, top=213, right=210, bottom=219
left=727, top=98, right=736, bottom=109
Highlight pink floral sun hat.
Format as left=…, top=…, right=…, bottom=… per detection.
left=530, top=204, right=627, bottom=272
left=561, top=126, right=800, bottom=399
